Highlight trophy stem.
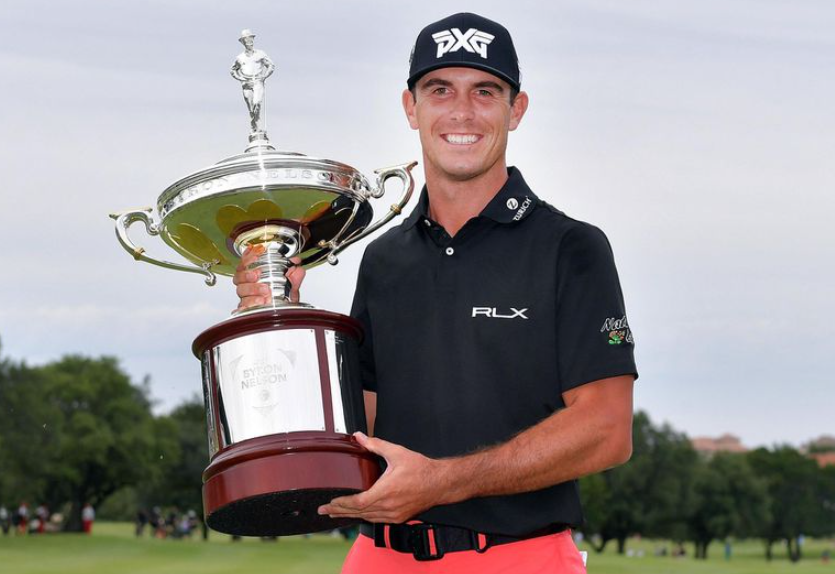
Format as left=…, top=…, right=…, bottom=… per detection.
left=233, top=224, right=306, bottom=311
left=256, top=244, right=293, bottom=304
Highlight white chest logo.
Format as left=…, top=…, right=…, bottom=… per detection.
left=472, top=307, right=529, bottom=320
left=432, top=28, right=495, bottom=59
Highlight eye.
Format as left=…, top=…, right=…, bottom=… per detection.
left=432, top=86, right=450, bottom=95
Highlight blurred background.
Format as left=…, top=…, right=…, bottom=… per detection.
left=0, top=1, right=832, bottom=572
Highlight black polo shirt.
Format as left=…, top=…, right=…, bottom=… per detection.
left=350, top=167, right=637, bottom=537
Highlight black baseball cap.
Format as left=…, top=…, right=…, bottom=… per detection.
left=408, top=13, right=521, bottom=91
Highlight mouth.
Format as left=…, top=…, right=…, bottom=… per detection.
left=442, top=134, right=482, bottom=145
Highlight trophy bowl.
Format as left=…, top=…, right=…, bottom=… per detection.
left=111, top=31, right=417, bottom=536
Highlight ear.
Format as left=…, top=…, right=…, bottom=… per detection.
left=508, top=91, right=529, bottom=132
left=402, top=89, right=419, bottom=130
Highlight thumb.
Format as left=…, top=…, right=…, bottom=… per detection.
left=354, top=432, right=400, bottom=460
left=286, top=258, right=305, bottom=303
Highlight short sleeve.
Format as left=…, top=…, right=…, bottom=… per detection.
left=555, top=224, right=638, bottom=392
left=350, top=251, right=378, bottom=392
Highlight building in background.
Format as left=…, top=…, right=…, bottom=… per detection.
left=804, top=435, right=835, bottom=467
left=691, top=434, right=748, bottom=456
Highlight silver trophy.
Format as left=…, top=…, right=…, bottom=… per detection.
left=111, top=31, right=416, bottom=536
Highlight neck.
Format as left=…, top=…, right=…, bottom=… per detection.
left=424, top=161, right=509, bottom=237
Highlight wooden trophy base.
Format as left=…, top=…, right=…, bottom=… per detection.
left=202, top=432, right=379, bottom=536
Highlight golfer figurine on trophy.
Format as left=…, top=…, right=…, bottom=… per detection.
left=230, top=29, right=275, bottom=151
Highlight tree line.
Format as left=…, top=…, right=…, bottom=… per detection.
left=579, top=412, right=835, bottom=561
left=0, top=347, right=206, bottom=533
left=1, top=346, right=833, bottom=560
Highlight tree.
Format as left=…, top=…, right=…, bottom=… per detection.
left=142, top=397, right=208, bottom=513
left=579, top=411, right=698, bottom=554
left=1, top=354, right=179, bottom=531
left=747, top=446, right=821, bottom=562
left=0, top=354, right=53, bottom=506
left=815, top=465, right=835, bottom=539
left=687, top=452, right=769, bottom=559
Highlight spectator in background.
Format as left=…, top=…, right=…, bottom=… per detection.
left=0, top=506, right=10, bottom=535
left=186, top=510, right=198, bottom=538
left=176, top=513, right=192, bottom=539
left=35, top=504, right=48, bottom=534
left=16, top=502, right=28, bottom=535
left=81, top=503, right=95, bottom=534
left=166, top=509, right=178, bottom=538
left=150, top=506, right=164, bottom=538
left=135, top=508, right=148, bottom=537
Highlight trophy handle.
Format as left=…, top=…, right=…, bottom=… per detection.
left=110, top=208, right=218, bottom=286
left=324, top=161, right=418, bottom=264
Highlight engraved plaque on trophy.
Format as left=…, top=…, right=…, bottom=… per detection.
left=111, top=30, right=416, bottom=536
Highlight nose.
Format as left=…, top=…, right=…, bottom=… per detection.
left=449, top=92, right=475, bottom=122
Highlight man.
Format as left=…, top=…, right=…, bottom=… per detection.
left=35, top=504, right=48, bottom=534
left=0, top=505, right=9, bottom=536
left=15, top=502, right=27, bottom=535
left=81, top=503, right=95, bottom=534
left=235, top=13, right=636, bottom=573
left=230, top=29, right=275, bottom=135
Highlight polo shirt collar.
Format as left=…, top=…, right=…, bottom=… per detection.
left=402, top=167, right=538, bottom=230
left=402, top=185, right=430, bottom=230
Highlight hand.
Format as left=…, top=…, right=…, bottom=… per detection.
left=232, top=245, right=306, bottom=311
left=318, top=432, right=450, bottom=524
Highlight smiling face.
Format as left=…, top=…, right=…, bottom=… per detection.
left=403, top=67, right=528, bottom=186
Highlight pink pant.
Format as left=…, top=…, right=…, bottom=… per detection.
left=341, top=530, right=587, bottom=574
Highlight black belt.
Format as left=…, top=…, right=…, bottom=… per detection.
left=359, top=522, right=568, bottom=561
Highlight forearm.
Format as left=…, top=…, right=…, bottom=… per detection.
left=320, top=377, right=633, bottom=524
left=436, top=375, right=634, bottom=505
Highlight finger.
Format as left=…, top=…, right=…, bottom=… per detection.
left=319, top=492, right=369, bottom=515
left=286, top=259, right=306, bottom=303
left=286, top=266, right=305, bottom=281
left=287, top=271, right=305, bottom=303
left=354, top=432, right=400, bottom=460
left=326, top=511, right=401, bottom=523
left=237, top=295, right=270, bottom=310
left=236, top=245, right=265, bottom=271
left=232, top=269, right=260, bottom=286
left=236, top=283, right=271, bottom=299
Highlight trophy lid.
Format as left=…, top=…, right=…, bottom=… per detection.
left=155, top=149, right=374, bottom=276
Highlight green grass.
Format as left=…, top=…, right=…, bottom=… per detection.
left=0, top=523, right=832, bottom=574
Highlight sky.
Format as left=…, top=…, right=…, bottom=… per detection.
left=0, top=0, right=832, bottom=449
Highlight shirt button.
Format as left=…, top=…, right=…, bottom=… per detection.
left=423, top=219, right=431, bottom=227
left=445, top=247, right=454, bottom=256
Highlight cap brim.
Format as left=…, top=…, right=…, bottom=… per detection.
left=407, top=61, right=520, bottom=91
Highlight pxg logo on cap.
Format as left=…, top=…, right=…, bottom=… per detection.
left=432, top=28, right=495, bottom=59
left=408, top=12, right=521, bottom=90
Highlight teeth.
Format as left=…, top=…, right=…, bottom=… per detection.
left=445, top=134, right=478, bottom=145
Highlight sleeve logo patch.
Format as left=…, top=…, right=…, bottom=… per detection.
left=600, top=315, right=633, bottom=345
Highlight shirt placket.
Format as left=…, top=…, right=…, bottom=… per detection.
left=426, top=217, right=484, bottom=298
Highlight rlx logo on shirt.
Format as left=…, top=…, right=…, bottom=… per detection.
left=472, top=307, right=529, bottom=319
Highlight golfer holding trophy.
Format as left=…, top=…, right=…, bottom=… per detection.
left=112, top=30, right=416, bottom=536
